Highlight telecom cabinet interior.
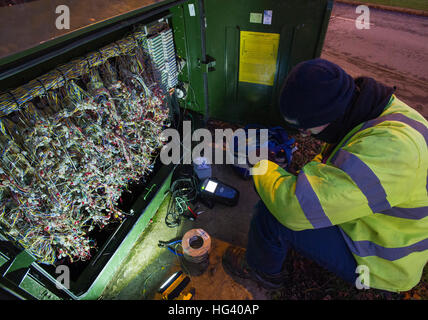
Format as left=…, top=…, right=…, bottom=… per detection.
left=0, top=0, right=332, bottom=299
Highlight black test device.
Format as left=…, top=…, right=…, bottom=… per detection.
left=199, top=178, right=240, bottom=207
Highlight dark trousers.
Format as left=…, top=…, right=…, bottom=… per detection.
left=246, top=200, right=358, bottom=284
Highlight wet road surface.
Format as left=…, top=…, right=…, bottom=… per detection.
left=321, top=2, right=428, bottom=117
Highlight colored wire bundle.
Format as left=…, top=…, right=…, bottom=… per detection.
left=0, top=23, right=175, bottom=265
left=0, top=28, right=148, bottom=118
left=165, top=176, right=198, bottom=228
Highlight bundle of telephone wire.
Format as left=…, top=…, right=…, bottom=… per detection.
left=164, top=165, right=199, bottom=228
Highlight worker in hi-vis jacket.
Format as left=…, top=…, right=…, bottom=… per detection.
left=222, top=58, right=428, bottom=293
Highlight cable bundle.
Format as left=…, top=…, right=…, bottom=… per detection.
left=165, top=176, right=198, bottom=228
left=0, top=29, right=149, bottom=118
left=0, top=24, right=175, bottom=264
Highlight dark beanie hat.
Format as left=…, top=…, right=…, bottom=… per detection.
left=279, top=58, right=356, bottom=129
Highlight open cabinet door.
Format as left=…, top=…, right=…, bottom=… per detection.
left=203, top=0, right=333, bottom=126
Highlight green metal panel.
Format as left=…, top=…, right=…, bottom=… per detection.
left=0, top=1, right=184, bottom=300
left=170, top=1, right=206, bottom=114
left=2, top=251, right=35, bottom=275
left=0, top=0, right=180, bottom=69
left=0, top=255, right=7, bottom=268
left=203, top=0, right=333, bottom=126
left=0, top=0, right=187, bottom=91
left=19, top=274, right=61, bottom=300
left=78, top=170, right=173, bottom=300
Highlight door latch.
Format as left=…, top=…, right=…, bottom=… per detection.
left=198, top=55, right=216, bottom=73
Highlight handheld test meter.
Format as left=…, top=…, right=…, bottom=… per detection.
left=199, top=178, right=239, bottom=207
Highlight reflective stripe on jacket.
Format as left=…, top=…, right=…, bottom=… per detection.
left=253, top=95, right=428, bottom=292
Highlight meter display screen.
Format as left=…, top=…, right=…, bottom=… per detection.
left=205, top=180, right=218, bottom=193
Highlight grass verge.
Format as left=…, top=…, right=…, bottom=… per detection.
left=339, top=0, right=428, bottom=12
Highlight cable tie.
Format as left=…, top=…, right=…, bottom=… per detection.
left=7, top=91, right=20, bottom=108
left=85, top=56, right=92, bottom=72
left=56, top=68, right=68, bottom=86
left=36, top=79, right=49, bottom=96
left=131, top=33, right=139, bottom=47
left=114, top=42, right=123, bottom=55
left=97, top=49, right=105, bottom=65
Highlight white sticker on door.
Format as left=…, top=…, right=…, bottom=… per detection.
left=189, top=3, right=196, bottom=17
left=263, top=10, right=273, bottom=25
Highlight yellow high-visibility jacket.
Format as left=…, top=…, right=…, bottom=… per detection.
left=253, top=95, right=428, bottom=292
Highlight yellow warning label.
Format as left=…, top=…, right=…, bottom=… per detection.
left=239, top=31, right=280, bottom=86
